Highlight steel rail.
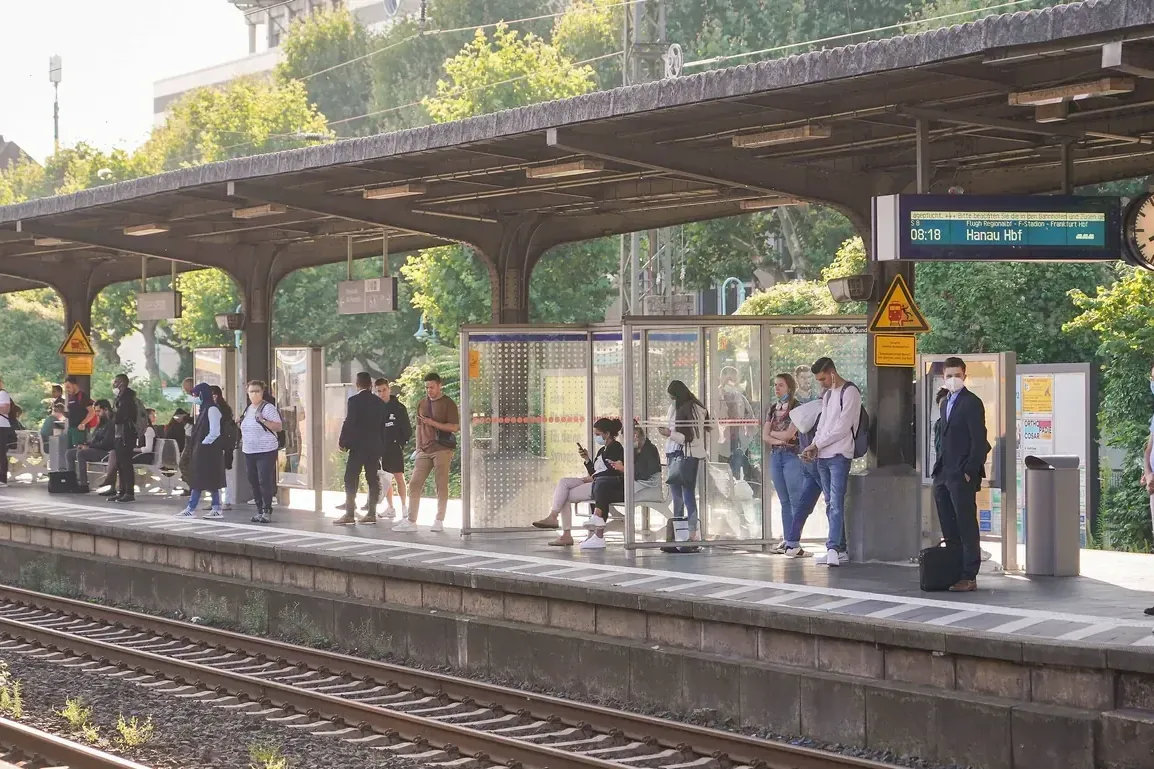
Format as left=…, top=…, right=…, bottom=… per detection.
left=0, top=715, right=154, bottom=769
left=0, top=586, right=897, bottom=769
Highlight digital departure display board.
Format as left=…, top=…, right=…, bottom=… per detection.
left=873, top=194, right=1121, bottom=262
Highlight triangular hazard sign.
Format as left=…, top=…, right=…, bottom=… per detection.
left=58, top=322, right=95, bottom=356
left=869, top=274, right=930, bottom=334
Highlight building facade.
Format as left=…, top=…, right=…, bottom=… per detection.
left=152, top=0, right=419, bottom=124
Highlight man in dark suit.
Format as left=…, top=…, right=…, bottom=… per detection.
left=932, top=357, right=992, bottom=592
left=336, top=372, right=388, bottom=526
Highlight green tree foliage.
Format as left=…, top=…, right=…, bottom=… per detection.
left=424, top=24, right=597, bottom=122
left=905, top=0, right=1065, bottom=33
left=1066, top=267, right=1154, bottom=551
left=276, top=7, right=378, bottom=134
left=141, top=78, right=331, bottom=170
left=916, top=262, right=1107, bottom=363
left=0, top=291, right=65, bottom=419
left=735, top=236, right=865, bottom=316
left=552, top=0, right=622, bottom=88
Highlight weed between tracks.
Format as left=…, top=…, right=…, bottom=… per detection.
left=17, top=562, right=79, bottom=598
left=57, top=697, right=100, bottom=744
left=0, top=663, right=22, bottom=719
left=249, top=740, right=291, bottom=769
left=115, top=714, right=155, bottom=747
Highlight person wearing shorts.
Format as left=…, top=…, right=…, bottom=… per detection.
left=376, top=378, right=411, bottom=520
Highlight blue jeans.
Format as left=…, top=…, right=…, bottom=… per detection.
left=785, top=460, right=824, bottom=547
left=667, top=453, right=700, bottom=528
left=816, top=455, right=851, bottom=551
left=189, top=488, right=221, bottom=510
left=770, top=448, right=803, bottom=542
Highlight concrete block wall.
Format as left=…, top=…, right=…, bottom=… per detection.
left=1, top=519, right=1153, bottom=768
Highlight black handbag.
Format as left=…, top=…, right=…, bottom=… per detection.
left=919, top=541, right=963, bottom=591
left=665, top=451, right=693, bottom=486
left=425, top=400, right=456, bottom=450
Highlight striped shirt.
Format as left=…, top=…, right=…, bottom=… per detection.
left=239, top=402, right=281, bottom=455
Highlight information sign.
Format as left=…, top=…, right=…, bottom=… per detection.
left=137, top=291, right=183, bottom=321
left=338, top=278, right=398, bottom=315
left=874, top=194, right=1121, bottom=262
left=874, top=334, right=916, bottom=367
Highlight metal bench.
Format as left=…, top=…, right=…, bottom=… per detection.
left=7, top=431, right=46, bottom=483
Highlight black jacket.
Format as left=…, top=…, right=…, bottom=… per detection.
left=339, top=389, right=388, bottom=456
left=88, top=417, right=115, bottom=452
left=932, top=388, right=991, bottom=484
left=585, top=441, right=625, bottom=479
left=382, top=397, right=412, bottom=450
left=634, top=439, right=662, bottom=481
left=112, top=386, right=138, bottom=446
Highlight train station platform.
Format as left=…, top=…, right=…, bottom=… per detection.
left=1, top=484, right=1153, bottom=769
left=0, top=485, right=1149, bottom=648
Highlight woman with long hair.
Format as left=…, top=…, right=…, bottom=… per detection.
left=763, top=373, right=803, bottom=554
left=658, top=380, right=708, bottom=541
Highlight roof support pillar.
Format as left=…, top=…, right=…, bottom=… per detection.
left=231, top=249, right=277, bottom=389
left=848, top=205, right=923, bottom=563
left=475, top=215, right=552, bottom=326
left=56, top=268, right=98, bottom=396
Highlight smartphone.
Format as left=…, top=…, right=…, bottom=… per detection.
left=576, top=442, right=586, bottom=453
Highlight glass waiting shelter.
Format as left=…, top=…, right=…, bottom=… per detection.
left=460, top=316, right=867, bottom=549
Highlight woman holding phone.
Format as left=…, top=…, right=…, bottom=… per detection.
left=532, top=417, right=624, bottom=548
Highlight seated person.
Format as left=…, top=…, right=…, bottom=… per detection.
left=39, top=403, right=68, bottom=441
left=66, top=400, right=114, bottom=492
left=162, top=410, right=190, bottom=455
left=532, top=418, right=625, bottom=550
left=99, top=408, right=159, bottom=497
left=584, top=424, right=664, bottom=537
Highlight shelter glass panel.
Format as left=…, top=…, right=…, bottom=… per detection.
left=323, top=383, right=357, bottom=491
left=465, top=331, right=589, bottom=530
left=274, top=348, right=316, bottom=489
left=701, top=324, right=765, bottom=542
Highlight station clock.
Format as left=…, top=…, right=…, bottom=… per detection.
left=1123, top=192, right=1154, bottom=271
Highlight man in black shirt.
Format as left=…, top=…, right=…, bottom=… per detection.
left=110, top=374, right=139, bottom=503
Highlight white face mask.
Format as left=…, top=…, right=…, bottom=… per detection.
left=112, top=387, right=122, bottom=398
left=943, top=375, right=965, bottom=394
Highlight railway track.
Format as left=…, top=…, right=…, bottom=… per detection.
left=0, top=585, right=897, bottom=769
left=0, top=715, right=152, bottom=769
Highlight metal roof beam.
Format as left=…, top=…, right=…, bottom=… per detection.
left=229, top=182, right=497, bottom=247
left=546, top=128, right=874, bottom=212
left=13, top=220, right=250, bottom=270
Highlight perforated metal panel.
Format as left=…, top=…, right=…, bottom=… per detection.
left=464, top=331, right=589, bottom=531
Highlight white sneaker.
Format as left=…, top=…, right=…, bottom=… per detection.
left=392, top=519, right=418, bottom=533
left=174, top=508, right=195, bottom=518
left=201, top=508, right=223, bottom=519
left=980, top=548, right=992, bottom=561
left=836, top=550, right=850, bottom=565
left=784, top=546, right=811, bottom=558
left=584, top=514, right=606, bottom=530
left=381, top=506, right=396, bottom=520
left=430, top=520, right=444, bottom=533
left=823, top=548, right=841, bottom=567
left=579, top=535, right=606, bottom=550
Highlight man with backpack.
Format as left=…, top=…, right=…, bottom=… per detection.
left=800, top=357, right=866, bottom=567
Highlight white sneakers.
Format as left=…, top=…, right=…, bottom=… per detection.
left=381, top=506, right=397, bottom=520
left=391, top=519, right=418, bottom=533
left=584, top=514, right=606, bottom=530
left=579, top=534, right=606, bottom=550
left=430, top=520, right=444, bottom=533
left=201, top=508, right=223, bottom=519
left=818, top=548, right=850, bottom=567
left=174, top=508, right=195, bottom=518
left=784, top=546, right=810, bottom=558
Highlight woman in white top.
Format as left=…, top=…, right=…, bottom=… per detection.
left=239, top=380, right=282, bottom=524
left=658, top=379, right=708, bottom=540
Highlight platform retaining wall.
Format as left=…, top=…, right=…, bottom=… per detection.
left=0, top=516, right=1151, bottom=769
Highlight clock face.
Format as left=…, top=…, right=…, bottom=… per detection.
left=1125, top=193, right=1154, bottom=270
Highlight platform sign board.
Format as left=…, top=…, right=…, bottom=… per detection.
left=338, top=278, right=397, bottom=315
left=874, top=334, right=916, bottom=366
left=873, top=194, right=1121, bottom=262
left=58, top=323, right=94, bottom=356
left=136, top=291, right=182, bottom=321
left=1015, top=364, right=1095, bottom=547
left=64, top=355, right=93, bottom=376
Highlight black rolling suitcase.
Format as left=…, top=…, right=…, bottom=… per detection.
left=919, top=541, right=962, bottom=591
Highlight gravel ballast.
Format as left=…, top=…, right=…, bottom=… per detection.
left=0, top=648, right=413, bottom=769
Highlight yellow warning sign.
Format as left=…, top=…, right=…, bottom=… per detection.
left=874, top=335, right=917, bottom=367
left=58, top=323, right=95, bottom=356
left=868, top=274, right=930, bottom=334
left=64, top=355, right=94, bottom=376
left=468, top=349, right=481, bottom=379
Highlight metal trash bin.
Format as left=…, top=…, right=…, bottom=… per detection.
left=1023, top=455, right=1081, bottom=576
